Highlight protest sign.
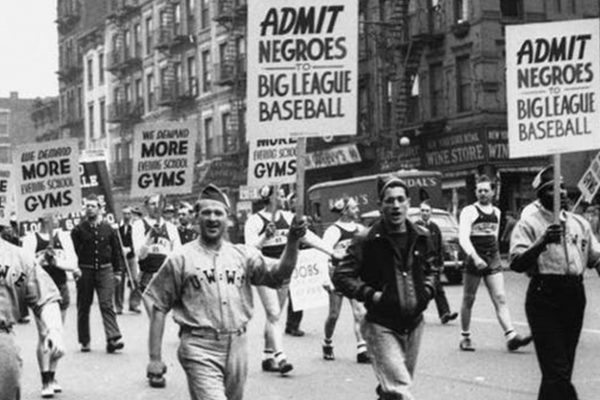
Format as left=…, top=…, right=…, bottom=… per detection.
left=13, top=139, right=81, bottom=221
left=289, top=249, right=329, bottom=311
left=305, top=143, right=361, bottom=170
left=0, top=164, right=15, bottom=225
left=577, top=151, right=600, bottom=202
left=247, top=0, right=358, bottom=140
left=131, top=120, right=197, bottom=197
left=506, top=19, right=600, bottom=158
left=248, top=137, right=298, bottom=186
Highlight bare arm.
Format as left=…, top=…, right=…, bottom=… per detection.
left=148, top=307, right=167, bottom=362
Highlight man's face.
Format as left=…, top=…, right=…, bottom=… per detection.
left=197, top=201, right=228, bottom=243
left=146, top=199, right=160, bottom=218
left=538, top=185, right=567, bottom=212
left=379, top=186, right=409, bottom=228
left=475, top=182, right=494, bottom=205
left=178, top=209, right=190, bottom=226
left=123, top=211, right=132, bottom=223
left=420, top=204, right=431, bottom=222
left=345, top=200, right=360, bottom=220
left=85, top=200, right=100, bottom=219
left=163, top=210, right=174, bottom=221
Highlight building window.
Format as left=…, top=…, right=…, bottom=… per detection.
left=202, top=50, right=211, bottom=92
left=87, top=58, right=93, bottom=89
left=0, top=110, right=9, bottom=137
left=430, top=63, right=443, bottom=117
left=147, top=73, right=155, bottom=111
left=174, top=3, right=182, bottom=35
left=454, top=0, right=468, bottom=22
left=98, top=52, right=104, bottom=85
left=124, top=83, right=131, bottom=103
left=99, top=99, right=106, bottom=138
left=77, top=86, right=83, bottom=118
left=569, top=0, right=576, bottom=13
left=134, top=24, right=141, bottom=57
left=88, top=103, right=94, bottom=138
left=0, top=145, right=10, bottom=163
left=200, top=0, right=209, bottom=29
left=500, top=0, right=522, bottom=17
left=187, top=55, right=196, bottom=93
left=135, top=78, right=143, bottom=106
left=205, top=117, right=217, bottom=158
left=456, top=56, right=472, bottom=112
left=222, top=112, right=234, bottom=153
left=146, top=16, right=153, bottom=55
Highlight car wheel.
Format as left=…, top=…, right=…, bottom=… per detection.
left=445, top=270, right=463, bottom=285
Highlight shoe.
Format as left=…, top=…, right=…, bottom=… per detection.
left=148, top=375, right=166, bottom=388
left=261, top=358, right=279, bottom=372
left=322, top=344, right=335, bottom=360
left=285, top=328, right=305, bottom=337
left=507, top=334, right=533, bottom=351
left=441, top=312, right=459, bottom=325
left=356, top=351, right=371, bottom=364
left=50, top=380, right=62, bottom=393
left=278, top=359, right=294, bottom=375
left=129, top=307, right=142, bottom=314
left=41, top=383, right=54, bottom=398
left=459, top=337, right=475, bottom=351
left=106, top=339, right=124, bottom=353
left=18, top=316, right=30, bottom=324
left=80, top=343, right=91, bottom=353
left=116, top=309, right=123, bottom=315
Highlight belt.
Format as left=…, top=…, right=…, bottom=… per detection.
left=180, top=325, right=247, bottom=339
left=79, top=263, right=112, bottom=270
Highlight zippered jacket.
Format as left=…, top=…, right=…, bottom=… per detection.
left=333, top=219, right=437, bottom=332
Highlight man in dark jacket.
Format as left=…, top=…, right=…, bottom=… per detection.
left=333, top=174, right=437, bottom=400
left=414, top=200, right=458, bottom=324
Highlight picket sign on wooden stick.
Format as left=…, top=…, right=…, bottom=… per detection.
left=295, top=137, right=307, bottom=220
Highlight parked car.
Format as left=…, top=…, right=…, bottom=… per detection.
left=361, top=207, right=465, bottom=284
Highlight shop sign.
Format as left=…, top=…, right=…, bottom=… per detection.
left=305, top=144, right=361, bottom=170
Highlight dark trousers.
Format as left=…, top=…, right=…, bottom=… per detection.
left=77, top=266, right=122, bottom=345
left=433, top=278, right=451, bottom=318
left=526, top=274, right=585, bottom=400
left=286, top=293, right=303, bottom=331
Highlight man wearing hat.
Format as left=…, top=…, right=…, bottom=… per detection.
left=144, top=184, right=308, bottom=398
left=510, top=165, right=600, bottom=400
left=457, top=175, right=531, bottom=352
left=244, top=185, right=337, bottom=375
left=333, top=174, right=437, bottom=400
left=132, top=194, right=181, bottom=298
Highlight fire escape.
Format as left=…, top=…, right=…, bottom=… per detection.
left=154, top=2, right=198, bottom=110
left=56, top=0, right=81, bottom=35
left=107, top=1, right=144, bottom=126
left=213, top=0, right=247, bottom=156
left=389, top=0, right=445, bottom=137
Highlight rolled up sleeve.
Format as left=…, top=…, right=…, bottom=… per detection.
left=143, top=254, right=184, bottom=313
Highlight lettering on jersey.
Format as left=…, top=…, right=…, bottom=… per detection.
left=189, top=275, right=201, bottom=289
left=203, top=269, right=216, bottom=284
left=14, top=272, right=26, bottom=287
left=0, top=265, right=10, bottom=280
left=263, top=229, right=288, bottom=247
left=189, top=267, right=247, bottom=289
left=471, top=221, right=498, bottom=235
left=581, top=237, right=588, bottom=252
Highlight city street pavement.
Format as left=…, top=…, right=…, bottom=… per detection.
left=14, top=268, right=600, bottom=400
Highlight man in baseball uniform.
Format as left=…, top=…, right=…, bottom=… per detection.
left=0, top=235, right=65, bottom=399
left=144, top=184, right=307, bottom=399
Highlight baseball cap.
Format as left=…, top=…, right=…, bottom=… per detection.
left=532, top=165, right=562, bottom=193
left=377, top=174, right=408, bottom=200
left=163, top=204, right=175, bottom=213
left=196, top=184, right=230, bottom=210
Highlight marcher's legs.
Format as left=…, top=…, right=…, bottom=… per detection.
left=257, top=286, right=284, bottom=355
left=224, top=334, right=249, bottom=400
left=434, top=278, right=451, bottom=319
left=350, top=300, right=369, bottom=357
left=483, top=272, right=514, bottom=333
left=286, top=293, right=303, bottom=333
left=178, top=332, right=230, bottom=400
left=76, top=268, right=95, bottom=345
left=526, top=276, right=585, bottom=400
left=324, top=292, right=344, bottom=340
left=361, top=320, right=424, bottom=400
left=139, top=271, right=155, bottom=315
left=114, top=272, right=125, bottom=313
left=95, top=267, right=121, bottom=342
left=0, top=333, right=21, bottom=400
left=460, top=273, right=481, bottom=332
left=126, top=257, right=141, bottom=310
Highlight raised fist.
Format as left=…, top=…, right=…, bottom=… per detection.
left=544, top=223, right=563, bottom=245
left=288, top=216, right=307, bottom=241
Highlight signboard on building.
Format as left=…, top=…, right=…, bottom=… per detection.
left=247, top=0, right=358, bottom=139
left=0, top=164, right=15, bottom=225
left=289, top=249, right=329, bottom=311
left=130, top=120, right=197, bottom=197
left=197, top=154, right=247, bottom=189
left=577, top=152, right=600, bottom=202
left=305, top=143, right=361, bottom=170
left=13, top=139, right=81, bottom=221
left=248, top=138, right=298, bottom=186
left=506, top=19, right=600, bottom=158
